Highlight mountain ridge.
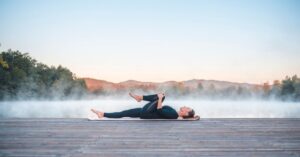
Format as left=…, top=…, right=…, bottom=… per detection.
left=83, top=77, right=261, bottom=92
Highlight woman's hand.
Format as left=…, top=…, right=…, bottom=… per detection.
left=157, top=93, right=165, bottom=99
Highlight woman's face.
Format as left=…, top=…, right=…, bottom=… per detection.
left=179, top=106, right=191, bottom=116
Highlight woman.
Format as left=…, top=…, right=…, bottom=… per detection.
left=91, top=92, right=196, bottom=119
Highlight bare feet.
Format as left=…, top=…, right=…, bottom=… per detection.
left=90, top=108, right=104, bottom=119
left=129, top=92, right=142, bottom=102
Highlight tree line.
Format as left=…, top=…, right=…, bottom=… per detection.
left=0, top=49, right=87, bottom=100
left=0, top=49, right=299, bottom=101
left=264, top=75, right=300, bottom=101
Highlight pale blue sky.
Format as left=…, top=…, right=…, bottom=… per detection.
left=1, top=0, right=299, bottom=84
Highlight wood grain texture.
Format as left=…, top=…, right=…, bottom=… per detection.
left=0, top=118, right=300, bottom=157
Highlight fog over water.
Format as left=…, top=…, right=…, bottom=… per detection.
left=0, top=99, right=299, bottom=118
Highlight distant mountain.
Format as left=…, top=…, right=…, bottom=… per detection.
left=83, top=77, right=261, bottom=92
left=83, top=78, right=117, bottom=92
left=82, top=77, right=300, bottom=101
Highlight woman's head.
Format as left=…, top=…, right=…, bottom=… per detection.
left=178, top=106, right=195, bottom=118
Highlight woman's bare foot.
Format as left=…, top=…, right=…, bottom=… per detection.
left=129, top=92, right=142, bottom=102
left=90, top=108, right=104, bottom=119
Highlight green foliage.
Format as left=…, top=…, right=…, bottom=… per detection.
left=0, top=55, right=9, bottom=69
left=280, top=75, right=300, bottom=101
left=0, top=49, right=87, bottom=100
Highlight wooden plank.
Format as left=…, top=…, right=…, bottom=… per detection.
left=0, top=118, right=300, bottom=157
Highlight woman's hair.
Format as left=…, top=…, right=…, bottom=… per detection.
left=182, top=109, right=195, bottom=119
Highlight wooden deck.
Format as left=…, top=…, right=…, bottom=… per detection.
left=0, top=118, right=300, bottom=157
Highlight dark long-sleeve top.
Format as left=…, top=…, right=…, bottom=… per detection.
left=157, top=105, right=179, bottom=119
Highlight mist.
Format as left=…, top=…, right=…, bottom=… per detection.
left=0, top=99, right=299, bottom=118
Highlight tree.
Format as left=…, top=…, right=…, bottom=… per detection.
left=197, top=82, right=203, bottom=91
left=281, top=76, right=295, bottom=99
left=262, top=82, right=271, bottom=98
left=270, top=80, right=281, bottom=99
left=292, top=75, right=300, bottom=101
left=0, top=49, right=87, bottom=100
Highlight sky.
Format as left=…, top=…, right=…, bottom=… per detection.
left=0, top=0, right=299, bottom=84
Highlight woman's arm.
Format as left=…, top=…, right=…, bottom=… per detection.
left=157, top=93, right=180, bottom=119
left=157, top=93, right=164, bottom=109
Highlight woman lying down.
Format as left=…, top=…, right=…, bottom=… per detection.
left=91, top=93, right=200, bottom=120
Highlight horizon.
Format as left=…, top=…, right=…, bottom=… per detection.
left=1, top=0, right=300, bottom=84
left=83, top=76, right=265, bottom=85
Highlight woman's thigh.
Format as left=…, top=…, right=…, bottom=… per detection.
left=141, top=96, right=165, bottom=113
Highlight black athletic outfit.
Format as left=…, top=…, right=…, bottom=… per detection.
left=104, top=94, right=179, bottom=119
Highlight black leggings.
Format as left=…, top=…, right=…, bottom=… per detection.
left=103, top=94, right=165, bottom=119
